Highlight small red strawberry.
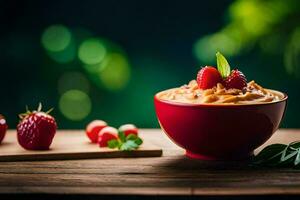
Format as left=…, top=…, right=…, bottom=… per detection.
left=197, top=66, right=223, bottom=89
left=0, top=115, right=8, bottom=144
left=86, top=120, right=107, bottom=143
left=98, top=126, right=118, bottom=147
left=118, top=124, right=138, bottom=137
left=17, top=103, right=57, bottom=150
left=215, top=52, right=247, bottom=90
left=225, top=69, right=247, bottom=90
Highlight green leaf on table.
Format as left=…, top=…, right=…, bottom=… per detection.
left=107, top=139, right=120, bottom=149
left=135, top=137, right=143, bottom=145
left=216, top=52, right=231, bottom=78
left=126, top=134, right=143, bottom=146
left=294, top=150, right=300, bottom=166
left=118, top=131, right=126, bottom=143
left=107, top=132, right=143, bottom=151
left=126, top=134, right=138, bottom=141
left=289, top=141, right=300, bottom=149
left=280, top=145, right=298, bottom=162
left=288, top=141, right=300, bottom=166
left=253, top=144, right=286, bottom=165
left=252, top=141, right=300, bottom=168
left=120, top=140, right=139, bottom=151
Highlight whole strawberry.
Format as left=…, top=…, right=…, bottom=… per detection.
left=17, top=103, right=57, bottom=150
left=0, top=115, right=8, bottom=144
left=225, top=69, right=247, bottom=90
left=216, top=52, right=247, bottom=90
left=197, top=66, right=223, bottom=89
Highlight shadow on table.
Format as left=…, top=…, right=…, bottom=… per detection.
left=160, top=155, right=254, bottom=170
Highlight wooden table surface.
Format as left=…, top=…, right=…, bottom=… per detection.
left=1, top=129, right=300, bottom=199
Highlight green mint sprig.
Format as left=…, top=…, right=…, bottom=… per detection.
left=252, top=141, right=300, bottom=168
left=216, top=52, right=231, bottom=78
left=107, top=132, right=143, bottom=151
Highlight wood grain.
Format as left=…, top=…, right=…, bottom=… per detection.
left=0, top=129, right=300, bottom=196
left=0, top=130, right=162, bottom=161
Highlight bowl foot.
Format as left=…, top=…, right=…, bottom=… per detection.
left=186, top=150, right=253, bottom=161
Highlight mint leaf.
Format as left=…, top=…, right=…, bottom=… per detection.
left=107, top=132, right=143, bottom=151
left=107, top=139, right=120, bottom=149
left=126, top=134, right=143, bottom=146
left=120, top=140, right=139, bottom=151
left=118, top=131, right=126, bottom=143
left=135, top=137, right=143, bottom=145
left=216, top=52, right=231, bottom=78
left=126, top=134, right=138, bottom=141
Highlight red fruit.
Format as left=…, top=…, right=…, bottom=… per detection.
left=0, top=115, right=8, bottom=144
left=98, top=126, right=118, bottom=147
left=225, top=69, right=247, bottom=90
left=197, top=66, right=223, bottom=89
left=86, top=120, right=107, bottom=143
left=17, top=104, right=57, bottom=150
left=119, top=124, right=138, bottom=137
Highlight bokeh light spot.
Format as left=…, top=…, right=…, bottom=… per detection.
left=58, top=72, right=90, bottom=95
left=193, top=33, right=239, bottom=63
left=41, top=25, right=72, bottom=52
left=78, top=38, right=107, bottom=65
left=46, top=40, right=76, bottom=63
left=59, top=90, right=92, bottom=121
left=99, top=53, right=131, bottom=91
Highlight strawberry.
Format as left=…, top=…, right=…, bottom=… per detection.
left=225, top=69, right=247, bottom=90
left=86, top=120, right=107, bottom=143
left=17, top=103, right=57, bottom=150
left=215, top=52, right=247, bottom=90
left=0, top=115, right=8, bottom=144
left=119, top=124, right=138, bottom=137
left=98, top=126, right=118, bottom=147
left=196, top=66, right=223, bottom=90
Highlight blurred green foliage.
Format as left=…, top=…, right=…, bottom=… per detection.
left=194, top=0, right=300, bottom=76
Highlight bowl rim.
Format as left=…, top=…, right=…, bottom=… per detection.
left=154, top=89, right=288, bottom=107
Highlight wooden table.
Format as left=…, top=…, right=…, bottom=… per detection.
left=1, top=129, right=300, bottom=199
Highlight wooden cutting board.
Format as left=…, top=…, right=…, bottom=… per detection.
left=0, top=130, right=162, bottom=161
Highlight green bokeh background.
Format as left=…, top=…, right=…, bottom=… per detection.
left=1, top=0, right=299, bottom=129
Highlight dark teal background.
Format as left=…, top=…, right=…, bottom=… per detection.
left=1, top=0, right=299, bottom=128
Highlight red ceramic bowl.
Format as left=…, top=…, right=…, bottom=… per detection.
left=154, top=90, right=288, bottom=160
